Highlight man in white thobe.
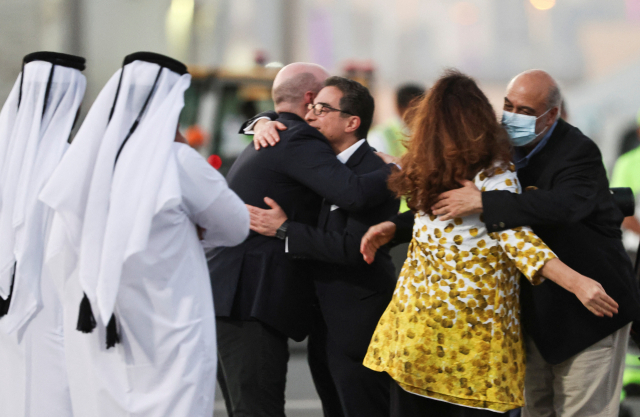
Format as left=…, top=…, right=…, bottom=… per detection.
left=0, top=51, right=86, bottom=417
left=39, top=52, right=249, bottom=417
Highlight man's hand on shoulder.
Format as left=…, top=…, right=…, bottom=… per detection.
left=375, top=151, right=400, bottom=166
left=431, top=180, right=482, bottom=221
left=246, top=197, right=288, bottom=236
left=254, top=120, right=287, bottom=150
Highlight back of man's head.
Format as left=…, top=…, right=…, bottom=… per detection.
left=324, top=76, right=375, bottom=139
left=272, top=63, right=329, bottom=113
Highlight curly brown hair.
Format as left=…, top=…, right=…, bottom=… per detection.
left=388, top=69, right=512, bottom=214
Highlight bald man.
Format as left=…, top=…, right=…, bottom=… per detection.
left=365, top=70, right=640, bottom=416
left=208, top=63, right=393, bottom=417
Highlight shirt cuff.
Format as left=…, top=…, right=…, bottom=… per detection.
left=243, top=117, right=271, bottom=135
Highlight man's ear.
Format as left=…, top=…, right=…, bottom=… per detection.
left=344, top=116, right=361, bottom=134
left=304, top=91, right=316, bottom=105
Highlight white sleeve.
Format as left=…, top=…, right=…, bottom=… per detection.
left=243, top=116, right=272, bottom=135
left=478, top=165, right=522, bottom=194
left=480, top=166, right=556, bottom=284
left=174, top=143, right=249, bottom=249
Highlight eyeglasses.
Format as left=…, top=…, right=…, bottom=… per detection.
left=307, top=102, right=354, bottom=117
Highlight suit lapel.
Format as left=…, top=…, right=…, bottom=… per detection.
left=519, top=119, right=569, bottom=187
left=318, top=141, right=369, bottom=228
left=346, top=140, right=370, bottom=169
left=535, top=119, right=568, bottom=161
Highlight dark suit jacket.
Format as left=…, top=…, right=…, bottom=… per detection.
left=482, top=118, right=640, bottom=364
left=286, top=141, right=399, bottom=358
left=208, top=112, right=391, bottom=341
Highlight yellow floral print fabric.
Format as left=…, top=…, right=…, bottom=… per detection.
left=363, top=165, right=556, bottom=412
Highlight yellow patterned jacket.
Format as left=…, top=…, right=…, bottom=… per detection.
left=363, top=165, right=556, bottom=412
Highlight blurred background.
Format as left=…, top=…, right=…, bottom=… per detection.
left=2, top=1, right=640, bottom=415
left=5, top=0, right=639, bottom=245
left=3, top=0, right=640, bottom=168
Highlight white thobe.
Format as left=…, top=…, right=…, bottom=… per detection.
left=0, top=62, right=84, bottom=417
left=0, top=258, right=72, bottom=417
left=55, top=143, right=249, bottom=417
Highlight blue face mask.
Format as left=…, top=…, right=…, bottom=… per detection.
left=501, top=109, right=551, bottom=147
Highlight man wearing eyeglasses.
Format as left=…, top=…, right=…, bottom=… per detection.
left=208, top=64, right=394, bottom=417
left=245, top=77, right=399, bottom=417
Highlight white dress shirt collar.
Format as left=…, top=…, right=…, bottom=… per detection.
left=336, top=139, right=366, bottom=164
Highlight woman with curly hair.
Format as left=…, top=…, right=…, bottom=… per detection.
left=362, top=70, right=617, bottom=416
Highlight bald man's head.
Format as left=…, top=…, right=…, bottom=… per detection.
left=272, top=63, right=329, bottom=114
left=507, top=70, right=562, bottom=114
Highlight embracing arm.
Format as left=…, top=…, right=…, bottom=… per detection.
left=287, top=217, right=370, bottom=265
left=238, top=111, right=287, bottom=150
left=483, top=141, right=603, bottom=232
left=359, top=210, right=414, bottom=264
left=493, top=225, right=618, bottom=318
left=290, top=195, right=400, bottom=265
left=237, top=110, right=278, bottom=134
left=247, top=194, right=398, bottom=265
left=284, top=134, right=394, bottom=212
left=538, top=258, right=618, bottom=318
left=480, top=167, right=618, bottom=318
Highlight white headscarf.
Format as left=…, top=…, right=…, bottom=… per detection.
left=0, top=59, right=86, bottom=333
left=40, top=57, right=191, bottom=328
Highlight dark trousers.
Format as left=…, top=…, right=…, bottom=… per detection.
left=390, top=381, right=509, bottom=417
left=308, top=316, right=344, bottom=417
left=217, top=318, right=289, bottom=417
left=308, top=310, right=391, bottom=417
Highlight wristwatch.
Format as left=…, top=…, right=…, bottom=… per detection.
left=276, top=220, right=289, bottom=240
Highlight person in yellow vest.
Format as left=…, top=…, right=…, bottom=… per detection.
left=612, top=111, right=640, bottom=415
left=610, top=110, right=640, bottom=237
left=368, top=84, right=425, bottom=157
left=369, top=84, right=425, bottom=213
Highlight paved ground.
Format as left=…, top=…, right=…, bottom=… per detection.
left=214, top=343, right=640, bottom=416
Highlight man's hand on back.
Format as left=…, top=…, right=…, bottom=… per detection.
left=360, top=221, right=397, bottom=264
left=431, top=180, right=482, bottom=221
left=246, top=197, right=288, bottom=236
left=253, top=120, right=287, bottom=150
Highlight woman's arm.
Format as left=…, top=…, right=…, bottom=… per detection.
left=538, top=258, right=618, bottom=318
left=481, top=168, right=618, bottom=318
